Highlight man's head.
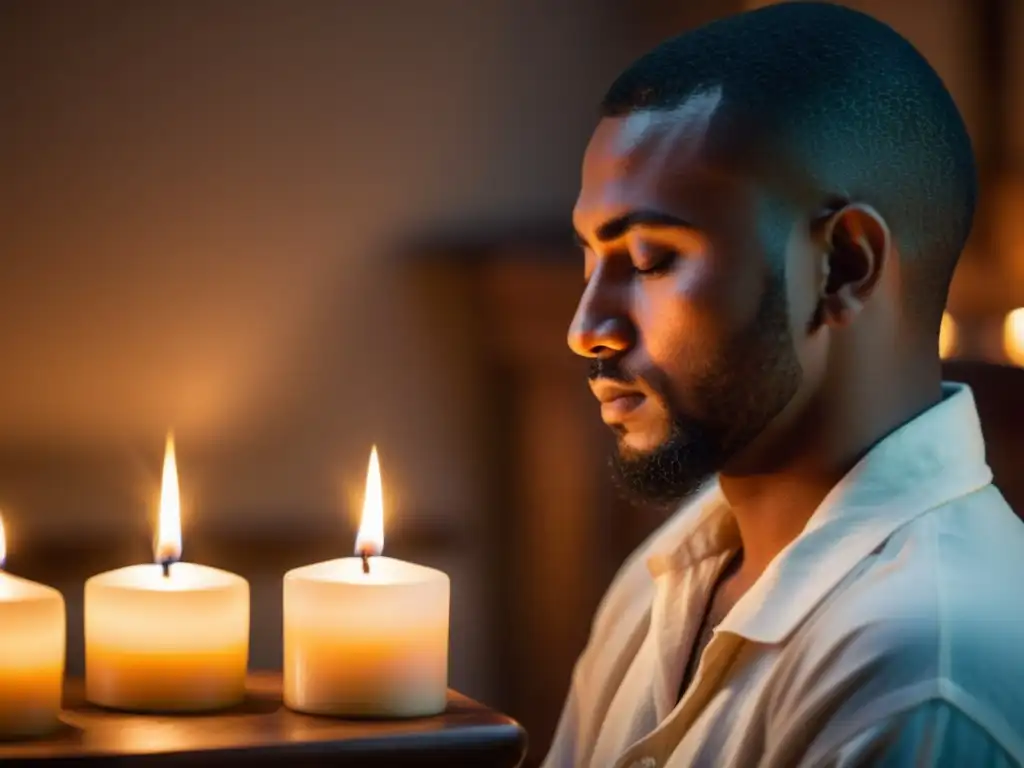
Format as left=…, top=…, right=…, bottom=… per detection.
left=568, top=2, right=976, bottom=508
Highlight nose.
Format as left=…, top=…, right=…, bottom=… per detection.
left=567, top=278, right=634, bottom=359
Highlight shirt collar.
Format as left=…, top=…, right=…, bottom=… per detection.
left=647, top=382, right=993, bottom=642
left=644, top=483, right=736, bottom=579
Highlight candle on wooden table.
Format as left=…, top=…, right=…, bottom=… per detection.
left=84, top=434, right=249, bottom=713
left=284, top=446, right=450, bottom=718
left=0, top=514, right=65, bottom=739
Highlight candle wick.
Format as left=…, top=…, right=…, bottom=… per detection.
left=361, top=551, right=370, bottom=575
left=161, top=559, right=173, bottom=578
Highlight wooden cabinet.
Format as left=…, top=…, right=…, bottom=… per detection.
left=410, top=240, right=662, bottom=764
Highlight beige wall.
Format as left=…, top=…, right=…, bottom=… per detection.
left=0, top=0, right=635, bottom=540
left=0, top=0, right=652, bottom=704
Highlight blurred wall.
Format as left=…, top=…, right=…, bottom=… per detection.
left=0, top=0, right=658, bottom=705
left=0, top=0, right=633, bottom=537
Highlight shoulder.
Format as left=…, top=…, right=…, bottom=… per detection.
left=769, top=487, right=1024, bottom=753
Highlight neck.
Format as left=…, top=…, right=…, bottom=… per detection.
left=719, top=357, right=942, bottom=579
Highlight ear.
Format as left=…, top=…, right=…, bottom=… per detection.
left=816, top=203, right=890, bottom=328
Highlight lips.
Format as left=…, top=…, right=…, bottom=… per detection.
left=590, top=380, right=647, bottom=423
left=600, top=393, right=646, bottom=422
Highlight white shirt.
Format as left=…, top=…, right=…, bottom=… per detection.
left=543, top=383, right=1024, bottom=768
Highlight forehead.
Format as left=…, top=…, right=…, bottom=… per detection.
left=575, top=88, right=729, bottom=223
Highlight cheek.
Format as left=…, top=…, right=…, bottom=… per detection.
left=631, top=260, right=736, bottom=373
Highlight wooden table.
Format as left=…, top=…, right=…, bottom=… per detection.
left=0, top=674, right=528, bottom=767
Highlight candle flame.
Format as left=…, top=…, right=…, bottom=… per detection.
left=0, top=513, right=6, bottom=570
left=355, top=446, right=384, bottom=558
left=1004, top=308, right=1024, bottom=367
left=939, top=311, right=958, bottom=360
left=155, top=433, right=183, bottom=565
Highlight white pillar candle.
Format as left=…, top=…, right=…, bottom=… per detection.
left=0, top=516, right=66, bottom=739
left=85, top=562, right=249, bottom=712
left=283, top=447, right=450, bottom=718
left=84, top=435, right=249, bottom=713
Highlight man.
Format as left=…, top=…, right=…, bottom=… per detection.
left=544, top=3, right=1024, bottom=767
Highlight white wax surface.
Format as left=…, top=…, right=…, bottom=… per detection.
left=0, top=571, right=65, bottom=739
left=85, top=562, right=249, bottom=712
left=283, top=556, right=450, bottom=717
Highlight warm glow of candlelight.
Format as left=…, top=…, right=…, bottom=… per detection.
left=939, top=312, right=958, bottom=359
left=1004, top=308, right=1024, bottom=367
left=283, top=441, right=450, bottom=717
left=0, top=513, right=6, bottom=569
left=355, top=446, right=385, bottom=558
left=0, top=508, right=65, bottom=738
left=155, top=433, right=182, bottom=565
left=83, top=432, right=249, bottom=713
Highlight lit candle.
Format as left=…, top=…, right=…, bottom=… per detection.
left=84, top=434, right=249, bottom=712
left=1004, top=307, right=1024, bottom=367
left=0, top=514, right=65, bottom=739
left=283, top=446, right=450, bottom=718
left=939, top=311, right=958, bottom=359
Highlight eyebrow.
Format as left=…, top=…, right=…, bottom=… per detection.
left=573, top=209, right=696, bottom=248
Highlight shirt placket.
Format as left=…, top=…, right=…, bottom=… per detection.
left=622, top=632, right=744, bottom=768
left=613, top=553, right=738, bottom=768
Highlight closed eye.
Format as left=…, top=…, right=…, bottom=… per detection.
left=633, top=249, right=677, bottom=276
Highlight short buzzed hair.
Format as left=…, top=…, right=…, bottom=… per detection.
left=601, top=1, right=976, bottom=328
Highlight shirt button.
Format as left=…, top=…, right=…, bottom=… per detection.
left=628, top=759, right=657, bottom=768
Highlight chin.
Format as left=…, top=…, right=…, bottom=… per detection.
left=616, top=429, right=669, bottom=459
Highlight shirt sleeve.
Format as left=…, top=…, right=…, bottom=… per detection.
left=816, top=699, right=1020, bottom=768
